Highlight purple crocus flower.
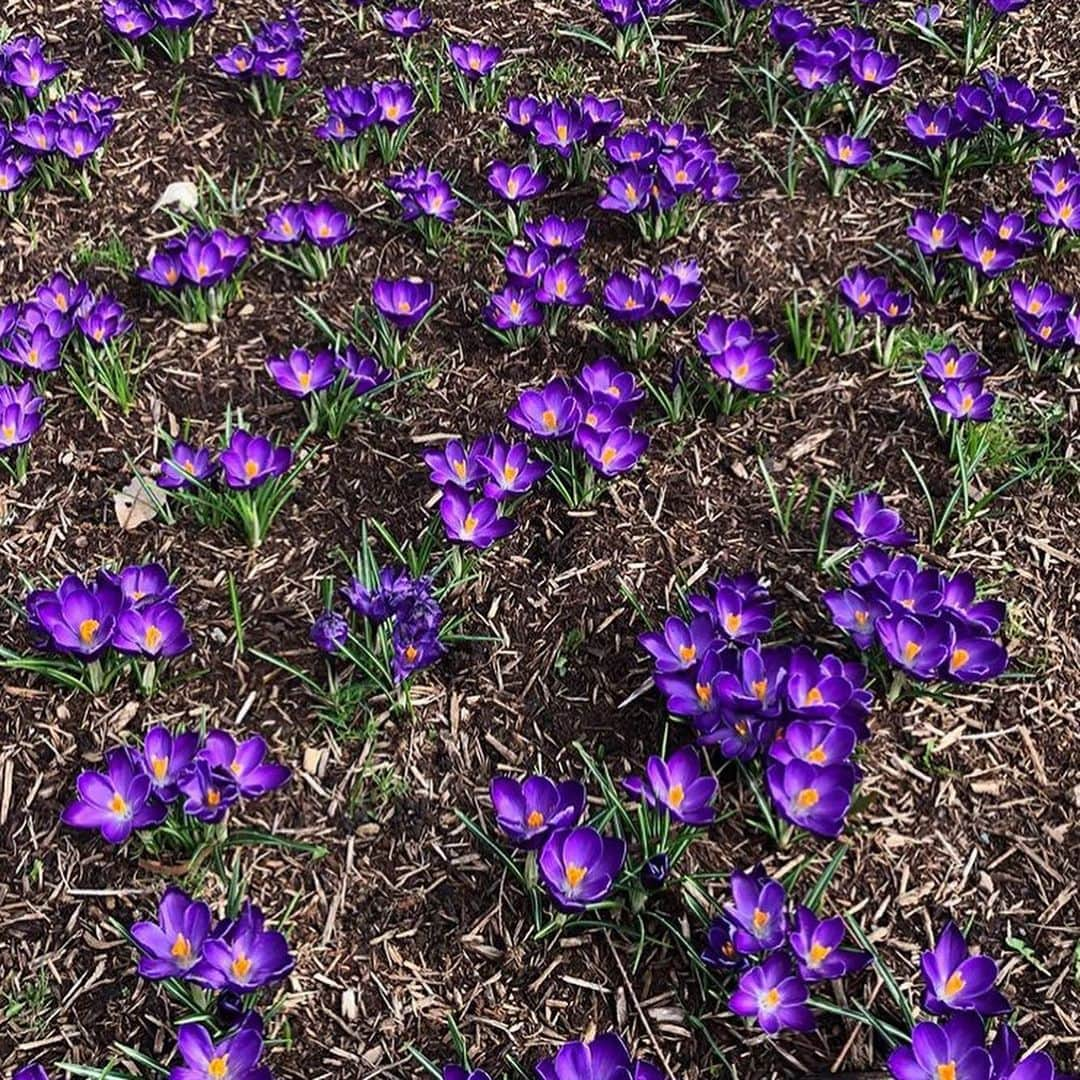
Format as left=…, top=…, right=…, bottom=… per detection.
left=725, top=867, right=787, bottom=953
left=219, top=430, right=292, bottom=489
left=536, top=257, right=590, bottom=307
left=709, top=341, right=775, bottom=392
left=922, top=921, right=1011, bottom=1017
left=103, top=0, right=157, bottom=39
left=623, top=746, right=717, bottom=825
left=1030, top=152, right=1079, bottom=198
left=508, top=379, right=582, bottom=438
left=538, top=827, right=626, bottom=911
left=789, top=906, right=871, bottom=981
left=311, top=611, right=350, bottom=653
left=1039, top=191, right=1080, bottom=231
left=602, top=270, right=657, bottom=322
left=524, top=215, right=588, bottom=254
left=535, top=1034, right=661, bottom=1080
left=770, top=5, right=817, bottom=46
left=504, top=95, right=539, bottom=136
left=876, top=614, right=953, bottom=678
left=823, top=587, right=890, bottom=649
left=267, top=348, right=338, bottom=398
left=177, top=759, right=240, bottom=823
left=13, top=1066, right=49, bottom=1080
left=639, top=614, right=715, bottom=673
left=988, top=1027, right=1058, bottom=1080
left=138, top=727, right=199, bottom=802
left=577, top=425, right=649, bottom=477
left=958, top=226, right=1019, bottom=277
left=0, top=398, right=43, bottom=450
left=62, top=748, right=167, bottom=844
left=577, top=356, right=643, bottom=411
left=489, top=775, right=586, bottom=848
left=486, top=285, right=543, bottom=330
left=823, top=133, right=873, bottom=167
left=702, top=916, right=752, bottom=972
left=908, top=209, right=962, bottom=255
left=168, top=1016, right=271, bottom=1080
left=769, top=721, right=858, bottom=770
left=849, top=49, right=899, bottom=91
left=487, top=161, right=549, bottom=202
left=728, top=954, right=815, bottom=1035
left=873, top=288, right=913, bottom=326
left=112, top=602, right=191, bottom=658
left=200, top=732, right=290, bottom=798
left=766, top=759, right=854, bottom=837
left=906, top=103, right=958, bottom=147
left=439, top=485, right=516, bottom=548
left=337, top=346, right=391, bottom=394
left=424, top=437, right=489, bottom=490
left=922, top=345, right=988, bottom=382
left=132, top=887, right=213, bottom=980
left=931, top=379, right=996, bottom=422
left=792, top=35, right=847, bottom=91
left=504, top=244, right=548, bottom=286
left=598, top=168, right=653, bottom=214
left=477, top=438, right=549, bottom=499
left=157, top=442, right=218, bottom=490
left=533, top=101, right=589, bottom=157
left=834, top=491, right=915, bottom=547
left=1, top=327, right=63, bottom=373
left=382, top=6, right=430, bottom=36
left=372, top=276, right=435, bottom=330
left=449, top=41, right=502, bottom=79
left=76, top=297, right=131, bottom=345
left=302, top=201, right=354, bottom=247
left=887, top=1013, right=992, bottom=1080
left=198, top=902, right=294, bottom=993
left=838, top=266, right=887, bottom=317
left=31, top=575, right=123, bottom=658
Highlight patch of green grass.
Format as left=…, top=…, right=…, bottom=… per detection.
left=71, top=232, right=134, bottom=274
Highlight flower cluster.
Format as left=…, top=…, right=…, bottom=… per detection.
left=824, top=492, right=1009, bottom=682
left=908, top=205, right=1042, bottom=281
left=491, top=773, right=626, bottom=911
left=624, top=745, right=718, bottom=826
left=923, top=344, right=995, bottom=422
left=0, top=35, right=65, bottom=101
left=133, top=887, right=294, bottom=992
left=642, top=572, right=873, bottom=837
left=0, top=89, right=119, bottom=195
left=158, top=428, right=292, bottom=491
left=322, top=565, right=447, bottom=683
left=597, top=0, right=677, bottom=29
left=448, top=41, right=502, bottom=80
left=382, top=6, right=431, bottom=37
left=505, top=94, right=624, bottom=164
left=707, top=866, right=870, bottom=1035
left=315, top=80, right=417, bottom=168
left=387, top=165, right=458, bottom=226
left=839, top=266, right=913, bottom=325
left=260, top=199, right=354, bottom=279
left=602, top=259, right=702, bottom=325
left=27, top=564, right=190, bottom=662
left=768, top=13, right=899, bottom=94
left=509, top=357, right=650, bottom=478
left=63, top=727, right=289, bottom=843
left=697, top=313, right=780, bottom=394
left=0, top=381, right=43, bottom=456
left=1010, top=279, right=1080, bottom=351
left=215, top=6, right=304, bottom=83
left=426, top=434, right=545, bottom=548
left=1030, top=149, right=1079, bottom=233
left=535, top=1033, right=663, bottom=1080
left=102, top=0, right=216, bottom=42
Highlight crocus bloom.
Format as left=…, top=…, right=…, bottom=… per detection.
left=577, top=425, right=649, bottom=477
left=168, top=1017, right=270, bottom=1080
left=638, top=614, right=715, bottom=673
left=1, top=327, right=62, bottom=373
left=219, top=430, right=293, bottom=489
left=0, top=398, right=43, bottom=449
left=793, top=36, right=847, bottom=90
left=709, top=341, right=775, bottom=392
left=823, top=587, right=890, bottom=649
left=823, top=133, right=872, bottom=167
left=200, top=732, right=291, bottom=798
left=424, top=437, right=489, bottom=490
left=489, top=775, right=586, bottom=848
left=906, top=103, right=958, bottom=147
left=725, top=866, right=787, bottom=952
left=198, top=902, right=294, bottom=993
left=302, top=201, right=354, bottom=247
left=62, top=748, right=167, bottom=844
left=766, top=759, right=854, bottom=837
left=702, top=916, right=752, bottom=972
left=382, top=6, right=430, bottom=36
left=157, top=442, right=218, bottom=489
left=337, top=347, right=391, bottom=394
left=31, top=575, right=123, bottom=658
left=770, top=5, right=817, bottom=46
left=988, top=1026, right=1057, bottom=1080
left=834, top=491, right=914, bottom=547
left=908, top=209, right=961, bottom=255
left=887, top=1013, right=992, bottom=1080
left=922, top=345, right=988, bottom=382
left=931, top=379, right=995, bottom=422
left=439, top=485, right=516, bottom=548
left=876, top=614, right=953, bottom=678
left=132, top=887, right=213, bottom=980
left=487, top=161, right=549, bottom=202
left=789, top=906, right=871, bottom=981
left=958, top=227, right=1019, bottom=277
left=372, top=276, right=435, bottom=329
left=874, top=288, right=912, bottom=325
left=623, top=745, right=717, bottom=825
left=536, top=257, right=590, bottom=307
left=311, top=611, right=349, bottom=653
left=538, top=827, right=626, bottom=911
left=922, top=921, right=1011, bottom=1016
left=112, top=602, right=191, bottom=658
left=449, top=41, right=502, bottom=79
left=849, top=49, right=899, bottom=91
left=477, top=438, right=549, bottom=499
left=598, top=168, right=653, bottom=215
left=535, top=1034, right=661, bottom=1080
left=13, top=1066, right=49, bottom=1080
left=178, top=759, right=240, bottom=823
left=138, top=727, right=199, bottom=802
left=267, top=348, right=338, bottom=398
left=1039, top=191, right=1079, bottom=231
left=838, top=266, right=887, bottom=317
left=508, top=379, right=582, bottom=438
left=602, top=270, right=657, bottom=322
left=76, top=296, right=131, bottom=345
left=728, top=954, right=815, bottom=1035
left=486, top=285, right=542, bottom=330
left=523, top=215, right=588, bottom=253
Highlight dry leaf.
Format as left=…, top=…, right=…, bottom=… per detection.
left=152, top=180, right=198, bottom=214
left=114, top=476, right=166, bottom=530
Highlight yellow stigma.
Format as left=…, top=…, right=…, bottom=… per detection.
left=1029, top=299, right=1043, bottom=314
left=807, top=746, right=827, bottom=764
left=243, top=459, right=259, bottom=478
left=144, top=625, right=163, bottom=650
left=839, top=146, right=853, bottom=162
left=166, top=268, right=179, bottom=284
left=1062, top=204, right=1075, bottom=221
left=733, top=362, right=749, bottom=381
left=541, top=408, right=557, bottom=430
left=960, top=394, right=974, bottom=414
left=752, top=908, right=769, bottom=930
left=724, top=612, right=742, bottom=635
left=931, top=226, right=944, bottom=243
left=196, top=262, right=209, bottom=278
left=856, top=291, right=869, bottom=307
left=556, top=123, right=568, bottom=141
left=624, top=183, right=637, bottom=201
left=404, top=644, right=419, bottom=663
left=999, top=225, right=1013, bottom=239
left=668, top=784, right=685, bottom=808
left=2, top=425, right=14, bottom=440
left=623, top=296, right=638, bottom=309
left=949, top=648, right=970, bottom=671
left=462, top=513, right=478, bottom=536
left=298, top=371, right=311, bottom=389
left=509, top=300, right=522, bottom=317
left=854, top=609, right=869, bottom=626
left=809, top=942, right=832, bottom=964
left=27, top=349, right=40, bottom=366
left=319, top=224, right=330, bottom=237
left=903, top=640, right=921, bottom=661
left=678, top=644, right=696, bottom=662
left=751, top=679, right=767, bottom=701
left=385, top=104, right=400, bottom=120
left=206, top=788, right=221, bottom=807
left=231, top=954, right=252, bottom=979
left=397, top=299, right=411, bottom=312
left=600, top=446, right=617, bottom=466
left=805, top=686, right=824, bottom=706
left=506, top=178, right=519, bottom=198
left=675, top=169, right=688, bottom=183
left=761, top=987, right=781, bottom=1008
left=555, top=279, right=568, bottom=297
left=275, top=60, right=287, bottom=76
left=925, top=122, right=940, bottom=136
left=796, top=787, right=820, bottom=808
left=526, top=810, right=544, bottom=829
left=151, top=756, right=169, bottom=780
left=695, top=682, right=712, bottom=704
left=565, top=864, right=587, bottom=889
left=109, top=792, right=127, bottom=815
left=452, top=458, right=467, bottom=479
left=207, top=1055, right=229, bottom=1079
left=171, top=933, right=191, bottom=960
left=79, top=618, right=100, bottom=645
left=937, top=1064, right=957, bottom=1080
left=503, top=464, right=519, bottom=483
left=979, top=248, right=996, bottom=268
left=944, top=971, right=965, bottom=998
left=944, top=360, right=957, bottom=376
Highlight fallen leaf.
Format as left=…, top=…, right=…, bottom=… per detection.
left=114, top=476, right=166, bottom=530
left=152, top=180, right=198, bottom=214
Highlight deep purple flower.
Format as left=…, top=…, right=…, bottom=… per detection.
left=103, top=0, right=157, bottom=39
left=439, top=485, right=516, bottom=548
left=535, top=1033, right=661, bottom=1080
left=728, top=954, right=815, bottom=1035
left=0, top=397, right=43, bottom=450
left=849, top=49, right=899, bottom=92
left=602, top=269, right=657, bottom=322
left=504, top=95, right=540, bottom=136
left=725, top=867, right=787, bottom=953
left=1039, top=191, right=1080, bottom=231
left=31, top=575, right=123, bottom=658
left=688, top=579, right=774, bottom=641
left=931, top=379, right=996, bottom=422
left=382, top=6, right=430, bottom=36
left=876, top=614, right=953, bottom=678
left=1, top=327, right=63, bottom=373
left=922, top=345, right=989, bottom=382
left=538, top=827, right=626, bottom=911
left=219, top=430, right=292, bottom=489
left=112, top=602, right=191, bottom=658
left=789, top=905, right=871, bottom=981
left=198, top=902, right=294, bottom=993
left=597, top=168, right=653, bottom=214
left=449, top=41, right=502, bottom=79
left=702, top=916, right=752, bottom=972
left=486, top=285, right=543, bottom=330
left=477, top=438, right=549, bottom=499
left=639, top=614, right=715, bottom=674
left=508, top=379, right=582, bottom=438
left=372, top=276, right=435, bottom=330
left=524, top=215, right=588, bottom=253
left=823, top=587, right=890, bottom=648
left=823, top=133, right=873, bottom=167
left=488, top=161, right=549, bottom=202
left=138, top=726, right=199, bottom=802
left=922, top=921, right=1011, bottom=1017
left=311, top=611, right=349, bottom=653
left=983, top=209, right=1041, bottom=250
left=958, top=226, right=1020, bottom=276
left=490, top=775, right=586, bottom=848
left=835, top=491, right=915, bottom=547
left=132, top=887, right=213, bottom=980
left=536, top=257, right=590, bottom=307
left=838, top=266, right=888, bottom=317
left=577, top=425, right=649, bottom=477
left=908, top=209, right=962, bottom=255
left=988, top=1026, right=1058, bottom=1080
left=770, top=5, right=817, bottom=47
left=62, top=748, right=167, bottom=844
left=302, top=201, right=354, bottom=247
left=874, top=288, right=913, bottom=326
left=267, top=347, right=338, bottom=398
left=424, top=437, right=490, bottom=490
left=906, top=103, right=959, bottom=148
left=769, top=721, right=858, bottom=769
left=157, top=442, right=218, bottom=490
left=624, top=745, right=717, bottom=825
left=1030, top=152, right=1079, bottom=198
left=709, top=340, right=776, bottom=392
left=336, top=347, right=391, bottom=394
left=201, top=732, right=290, bottom=798
left=766, top=759, right=855, bottom=837
left=887, top=1013, right=992, bottom=1080
left=76, top=296, right=131, bottom=345
left=168, top=1017, right=270, bottom=1080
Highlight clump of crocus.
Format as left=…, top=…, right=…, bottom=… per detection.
left=386, top=165, right=458, bottom=249
left=823, top=491, right=1008, bottom=685
left=266, top=343, right=392, bottom=439
left=641, top=571, right=873, bottom=838
left=599, top=119, right=740, bottom=240
left=363, top=275, right=436, bottom=367
left=10, top=564, right=190, bottom=694
left=155, top=421, right=301, bottom=547
left=599, top=258, right=703, bottom=362
left=507, top=357, right=649, bottom=506
left=167, top=1012, right=276, bottom=1080
left=536, top=1034, right=663, bottom=1080
left=836, top=265, right=912, bottom=363
left=214, top=6, right=303, bottom=117
left=315, top=79, right=417, bottom=170
left=448, top=41, right=504, bottom=111
left=692, top=312, right=780, bottom=409
left=0, top=381, right=45, bottom=480
left=704, top=866, right=870, bottom=1035
left=101, top=0, right=217, bottom=65
left=136, top=227, right=250, bottom=323
left=259, top=199, right=354, bottom=280
left=62, top=726, right=288, bottom=845
left=505, top=94, right=625, bottom=183
left=0, top=35, right=66, bottom=105
left=1009, top=278, right=1076, bottom=358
